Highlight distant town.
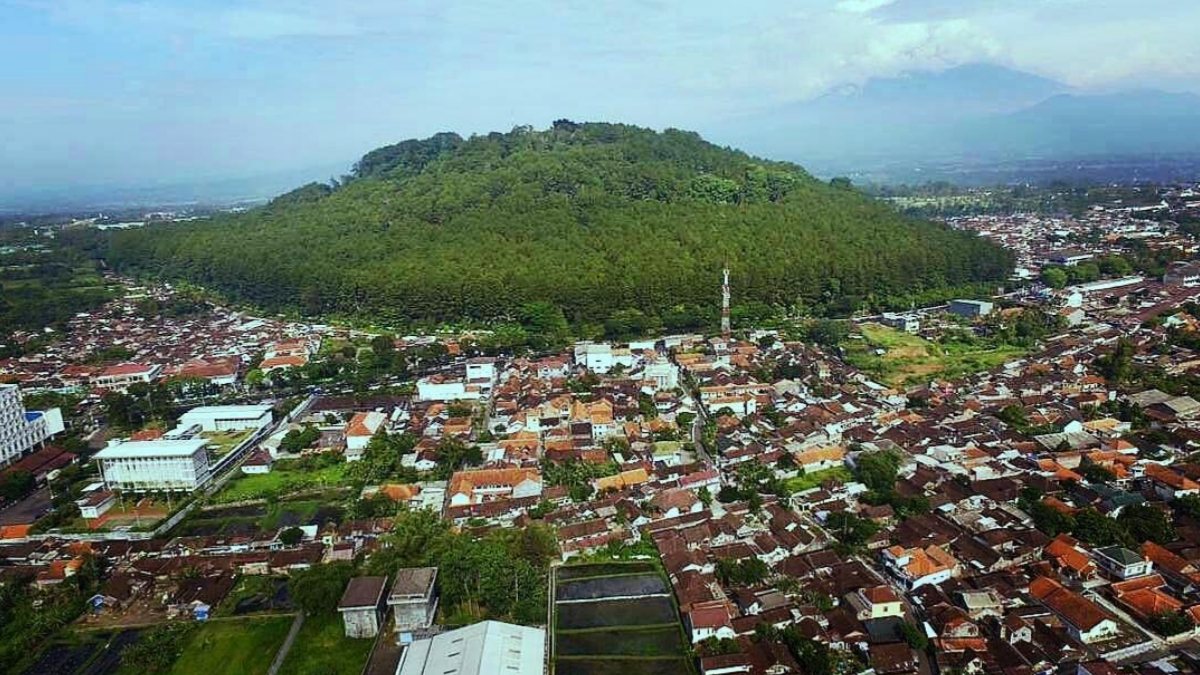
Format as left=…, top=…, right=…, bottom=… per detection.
left=5, top=181, right=1200, bottom=675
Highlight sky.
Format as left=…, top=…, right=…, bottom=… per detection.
left=2, top=0, right=1200, bottom=198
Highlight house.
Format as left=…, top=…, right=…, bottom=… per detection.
left=792, top=446, right=846, bottom=474
left=1142, top=463, right=1200, bottom=501
left=869, top=643, right=919, bottom=675
left=1092, top=545, right=1153, bottom=580
left=75, top=489, right=116, bottom=520
left=241, top=448, right=274, bottom=474
left=594, top=467, right=650, bottom=493
left=260, top=354, right=308, bottom=373
left=1029, top=576, right=1119, bottom=644
left=396, top=620, right=545, bottom=675
left=345, top=411, right=387, bottom=461
left=687, top=600, right=736, bottom=643
left=881, top=313, right=920, bottom=334
left=337, top=576, right=388, bottom=638
left=388, top=567, right=438, bottom=635
left=448, top=468, right=542, bottom=507
left=846, top=585, right=904, bottom=621
left=882, top=545, right=959, bottom=589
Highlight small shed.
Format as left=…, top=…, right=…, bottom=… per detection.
left=337, top=576, right=388, bottom=638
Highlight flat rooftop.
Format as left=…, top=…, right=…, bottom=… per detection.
left=93, top=438, right=210, bottom=459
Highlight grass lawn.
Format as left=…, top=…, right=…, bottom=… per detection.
left=845, top=323, right=1024, bottom=387
left=215, top=462, right=347, bottom=503
left=167, top=616, right=293, bottom=675
left=278, top=613, right=374, bottom=675
left=203, top=429, right=254, bottom=455
left=783, top=466, right=853, bottom=493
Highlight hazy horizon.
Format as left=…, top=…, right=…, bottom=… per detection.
left=4, top=0, right=1200, bottom=204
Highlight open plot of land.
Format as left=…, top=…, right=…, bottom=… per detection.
left=174, top=500, right=340, bottom=537
left=845, top=323, right=1024, bottom=387
left=556, top=597, right=677, bottom=629
left=556, top=626, right=686, bottom=657
left=554, top=659, right=693, bottom=675
left=80, top=498, right=170, bottom=532
left=784, top=466, right=852, bottom=493
left=166, top=616, right=292, bottom=675
left=552, top=563, right=691, bottom=675
left=218, top=576, right=293, bottom=616
left=277, top=613, right=374, bottom=675
left=214, top=461, right=347, bottom=504
left=555, top=562, right=656, bottom=582
left=556, top=573, right=667, bottom=601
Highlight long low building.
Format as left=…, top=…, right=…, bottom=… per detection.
left=176, top=404, right=274, bottom=433
left=397, top=620, right=544, bottom=675
left=93, top=438, right=212, bottom=492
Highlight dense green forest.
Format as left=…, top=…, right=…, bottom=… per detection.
left=103, top=122, right=1012, bottom=332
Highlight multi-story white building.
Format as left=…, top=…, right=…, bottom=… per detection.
left=93, top=438, right=212, bottom=492
left=0, top=384, right=61, bottom=469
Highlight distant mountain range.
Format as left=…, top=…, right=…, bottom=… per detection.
left=705, top=64, right=1200, bottom=183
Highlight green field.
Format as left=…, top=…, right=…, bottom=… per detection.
left=215, top=461, right=347, bottom=503
left=167, top=616, right=293, bottom=675
left=783, top=466, right=853, bottom=493
left=844, top=323, right=1024, bottom=387
left=277, top=613, right=374, bottom=675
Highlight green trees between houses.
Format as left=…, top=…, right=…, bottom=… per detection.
left=102, top=122, right=1011, bottom=331
left=364, top=508, right=555, bottom=624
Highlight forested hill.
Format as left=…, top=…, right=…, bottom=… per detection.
left=103, top=121, right=1012, bottom=334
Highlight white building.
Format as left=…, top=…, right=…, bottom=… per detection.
left=93, top=438, right=212, bottom=492
left=0, top=384, right=62, bottom=469
left=94, top=363, right=162, bottom=391
left=345, top=411, right=388, bottom=461
left=465, top=358, right=496, bottom=384
left=573, top=341, right=635, bottom=374
left=416, top=376, right=480, bottom=402
left=176, top=405, right=273, bottom=433
left=397, top=620, right=545, bottom=675
left=642, top=359, right=679, bottom=391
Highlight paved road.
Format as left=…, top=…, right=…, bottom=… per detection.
left=0, top=487, right=52, bottom=526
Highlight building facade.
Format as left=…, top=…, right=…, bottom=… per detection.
left=93, top=439, right=212, bottom=492
left=0, top=384, right=58, bottom=469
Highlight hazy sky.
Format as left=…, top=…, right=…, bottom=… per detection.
left=3, top=0, right=1199, bottom=194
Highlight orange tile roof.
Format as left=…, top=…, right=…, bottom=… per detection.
left=449, top=468, right=541, bottom=498
left=0, top=524, right=31, bottom=539
left=595, top=468, right=650, bottom=492
left=379, top=484, right=419, bottom=501
left=794, top=446, right=846, bottom=466
left=1045, top=535, right=1095, bottom=574
left=1145, top=463, right=1200, bottom=491
left=1030, top=576, right=1112, bottom=631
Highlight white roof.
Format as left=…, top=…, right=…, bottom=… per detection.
left=94, top=438, right=209, bottom=459
left=397, top=620, right=545, bottom=675
left=181, top=404, right=274, bottom=417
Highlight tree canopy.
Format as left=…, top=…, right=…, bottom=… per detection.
left=103, top=122, right=1012, bottom=331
